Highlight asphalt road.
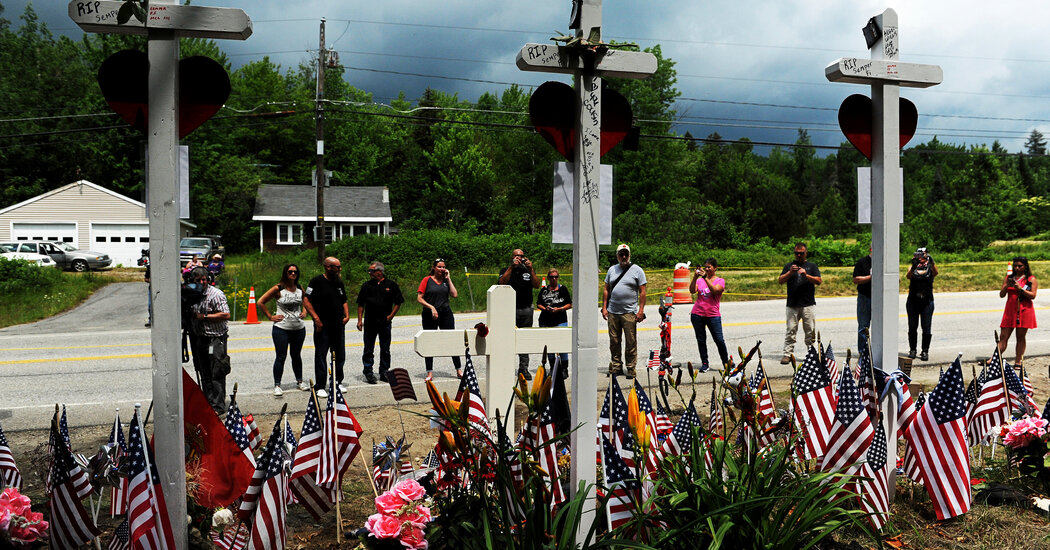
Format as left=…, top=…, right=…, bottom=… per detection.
left=1, top=282, right=1047, bottom=430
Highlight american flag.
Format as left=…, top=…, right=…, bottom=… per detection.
left=609, top=383, right=637, bottom=470
left=818, top=367, right=874, bottom=474
left=708, top=387, right=724, bottom=434
left=225, top=401, right=258, bottom=467
left=632, top=381, right=662, bottom=448
left=654, top=403, right=673, bottom=436
left=387, top=367, right=417, bottom=402
left=792, top=346, right=835, bottom=459
left=967, top=352, right=1008, bottom=446
left=824, top=343, right=839, bottom=401
left=0, top=422, right=21, bottom=491
left=125, top=408, right=176, bottom=550
left=904, top=357, right=971, bottom=520
left=1003, top=363, right=1035, bottom=416
left=454, top=347, right=491, bottom=437
left=529, top=402, right=566, bottom=505
left=661, top=403, right=703, bottom=457
left=288, top=395, right=333, bottom=521
left=47, top=414, right=102, bottom=550
left=600, top=433, right=637, bottom=532
left=281, top=418, right=298, bottom=507
left=239, top=418, right=289, bottom=550
left=211, top=521, right=250, bottom=550
left=747, top=362, right=778, bottom=449
left=371, top=443, right=393, bottom=491
left=856, top=351, right=878, bottom=421
left=856, top=421, right=890, bottom=530
left=646, top=350, right=661, bottom=370
left=108, top=518, right=129, bottom=550
left=903, top=391, right=926, bottom=484
left=1019, top=364, right=1040, bottom=414
left=244, top=414, right=262, bottom=452
left=896, top=381, right=916, bottom=439
left=47, top=405, right=91, bottom=497
left=317, top=370, right=363, bottom=491
left=108, top=411, right=128, bottom=516
left=420, top=450, right=440, bottom=469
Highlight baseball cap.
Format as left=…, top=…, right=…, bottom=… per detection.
left=616, top=244, right=630, bottom=254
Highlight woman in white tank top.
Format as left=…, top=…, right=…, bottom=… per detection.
left=257, top=264, right=308, bottom=396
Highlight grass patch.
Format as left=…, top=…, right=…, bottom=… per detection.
left=0, top=264, right=110, bottom=327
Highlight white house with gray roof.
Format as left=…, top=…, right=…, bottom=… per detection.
left=251, top=184, right=393, bottom=252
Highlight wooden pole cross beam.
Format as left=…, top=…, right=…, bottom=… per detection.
left=68, top=3, right=251, bottom=549
left=825, top=7, right=941, bottom=517
left=413, top=286, right=571, bottom=417
left=515, top=1, right=655, bottom=543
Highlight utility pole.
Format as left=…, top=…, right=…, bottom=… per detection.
left=315, top=18, right=326, bottom=264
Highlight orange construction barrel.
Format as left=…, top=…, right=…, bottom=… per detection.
left=672, top=262, right=693, bottom=304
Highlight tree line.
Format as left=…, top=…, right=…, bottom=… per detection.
left=3, top=3, right=1050, bottom=255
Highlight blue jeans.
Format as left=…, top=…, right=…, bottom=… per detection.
left=313, top=321, right=345, bottom=390
left=272, top=326, right=305, bottom=385
left=362, top=321, right=392, bottom=375
left=540, top=321, right=570, bottom=374
left=690, top=313, right=730, bottom=367
left=857, top=294, right=871, bottom=354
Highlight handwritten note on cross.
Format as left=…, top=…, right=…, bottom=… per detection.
left=515, top=0, right=655, bottom=541
left=413, top=285, right=571, bottom=413
left=69, top=2, right=251, bottom=548
left=825, top=7, right=941, bottom=505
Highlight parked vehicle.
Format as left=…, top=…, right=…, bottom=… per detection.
left=179, top=235, right=224, bottom=265
left=0, top=241, right=111, bottom=271
left=0, top=244, right=58, bottom=267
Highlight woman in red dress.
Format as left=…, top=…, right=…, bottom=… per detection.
left=997, top=256, right=1038, bottom=366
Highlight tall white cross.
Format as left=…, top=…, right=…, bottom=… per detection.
left=414, top=285, right=571, bottom=412
left=826, top=8, right=941, bottom=501
left=516, top=0, right=655, bottom=541
left=69, top=2, right=251, bottom=548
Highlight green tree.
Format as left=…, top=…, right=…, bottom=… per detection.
left=1025, top=129, right=1046, bottom=155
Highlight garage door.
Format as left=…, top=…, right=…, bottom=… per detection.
left=91, top=223, right=149, bottom=267
left=11, top=222, right=76, bottom=245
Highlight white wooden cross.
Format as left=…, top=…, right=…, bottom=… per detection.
left=414, top=285, right=571, bottom=416
left=515, top=0, right=655, bottom=541
left=69, top=2, right=251, bottom=548
left=825, top=7, right=941, bottom=502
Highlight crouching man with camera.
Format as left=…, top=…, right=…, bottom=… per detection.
left=187, top=266, right=231, bottom=414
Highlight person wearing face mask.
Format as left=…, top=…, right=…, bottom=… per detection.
left=417, top=258, right=462, bottom=381
left=905, top=247, right=938, bottom=361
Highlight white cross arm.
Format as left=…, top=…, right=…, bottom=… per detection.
left=517, top=43, right=656, bottom=80
left=825, top=58, right=942, bottom=88
left=414, top=327, right=572, bottom=357
left=68, top=1, right=252, bottom=40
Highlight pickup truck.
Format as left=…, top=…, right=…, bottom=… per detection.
left=0, top=241, right=111, bottom=271
left=179, top=235, right=225, bottom=264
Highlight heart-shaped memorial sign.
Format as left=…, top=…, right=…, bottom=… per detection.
left=98, top=49, right=231, bottom=139
left=528, top=81, right=632, bottom=162
left=838, top=94, right=918, bottom=160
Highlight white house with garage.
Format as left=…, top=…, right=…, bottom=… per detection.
left=0, top=180, right=195, bottom=267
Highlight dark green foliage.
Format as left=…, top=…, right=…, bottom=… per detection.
left=0, top=257, right=66, bottom=293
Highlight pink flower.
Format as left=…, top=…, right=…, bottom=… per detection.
left=402, top=505, right=432, bottom=526
left=365, top=513, right=403, bottom=539
left=1004, top=417, right=1049, bottom=449
left=400, top=523, right=428, bottom=549
left=0, top=507, right=10, bottom=532
left=375, top=492, right=406, bottom=515
left=392, top=479, right=426, bottom=502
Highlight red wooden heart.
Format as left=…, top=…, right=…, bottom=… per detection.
left=838, top=94, right=918, bottom=160
left=529, top=81, right=633, bottom=162
left=98, top=49, right=231, bottom=139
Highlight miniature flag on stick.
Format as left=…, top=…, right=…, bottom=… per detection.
left=108, top=410, right=128, bottom=516
left=387, top=368, right=417, bottom=401
left=0, top=422, right=21, bottom=491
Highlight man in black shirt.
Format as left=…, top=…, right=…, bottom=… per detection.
left=498, top=248, right=541, bottom=380
left=356, top=261, right=404, bottom=384
left=303, top=256, right=349, bottom=397
left=777, top=243, right=822, bottom=364
left=853, top=250, right=873, bottom=355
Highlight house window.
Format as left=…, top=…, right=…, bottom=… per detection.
left=276, top=223, right=304, bottom=245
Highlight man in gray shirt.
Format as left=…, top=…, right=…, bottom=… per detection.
left=602, top=244, right=647, bottom=378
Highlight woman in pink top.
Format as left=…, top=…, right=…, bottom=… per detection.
left=689, top=258, right=729, bottom=372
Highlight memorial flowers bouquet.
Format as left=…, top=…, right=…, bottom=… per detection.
left=999, top=416, right=1050, bottom=493
left=0, top=488, right=48, bottom=549
left=361, top=479, right=432, bottom=550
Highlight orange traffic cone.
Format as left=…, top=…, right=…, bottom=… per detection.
left=245, top=286, right=260, bottom=324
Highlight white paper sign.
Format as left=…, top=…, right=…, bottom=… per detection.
left=857, top=166, right=904, bottom=224
left=552, top=161, right=612, bottom=245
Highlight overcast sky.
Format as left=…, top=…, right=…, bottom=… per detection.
left=10, top=0, right=1050, bottom=153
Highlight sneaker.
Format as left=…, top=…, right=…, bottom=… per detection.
left=518, top=369, right=532, bottom=381
left=339, top=383, right=349, bottom=392
left=365, top=375, right=378, bottom=385
left=697, top=363, right=711, bottom=373
left=144, top=322, right=151, bottom=328
left=273, top=385, right=283, bottom=397
left=425, top=371, right=433, bottom=382
left=297, top=380, right=309, bottom=391
left=908, top=349, right=917, bottom=359
left=919, top=351, right=929, bottom=361
left=379, top=372, right=389, bottom=383
left=316, top=389, right=328, bottom=399
left=780, top=355, right=791, bottom=365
